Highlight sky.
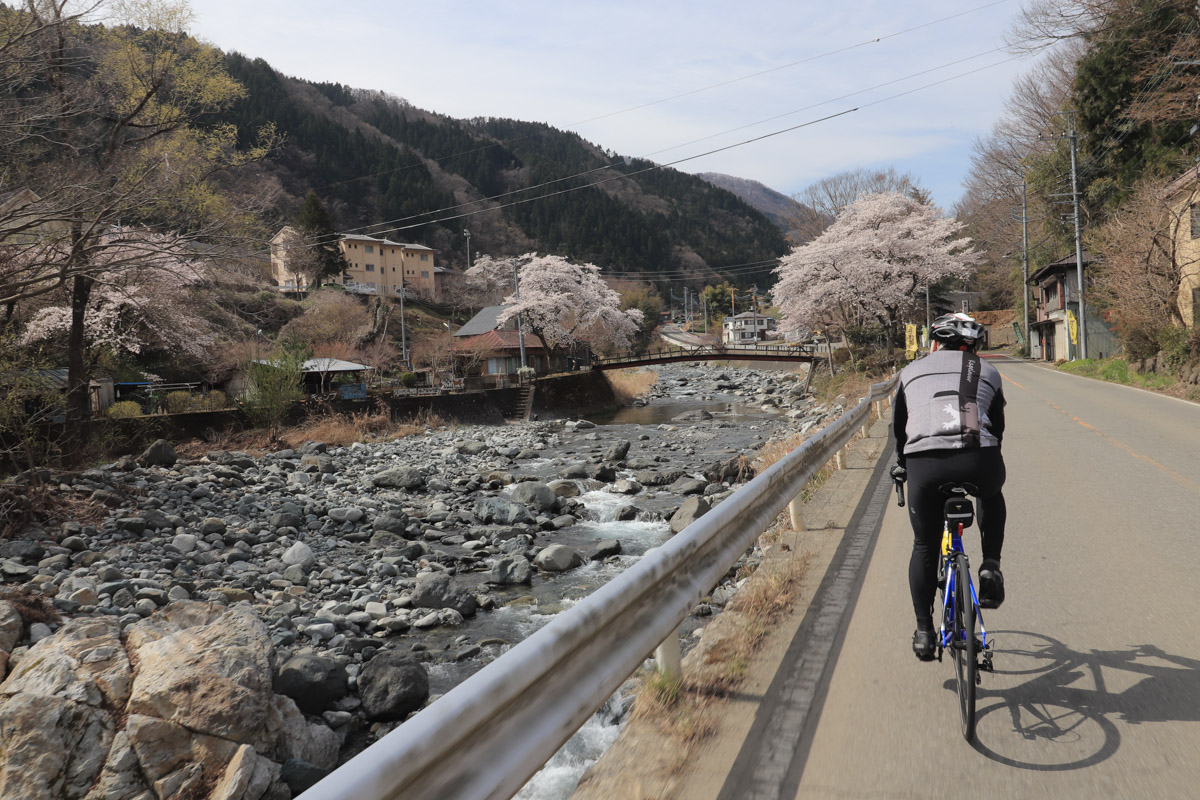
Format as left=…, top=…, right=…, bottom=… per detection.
left=184, top=0, right=1046, bottom=212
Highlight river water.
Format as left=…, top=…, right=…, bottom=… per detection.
left=415, top=370, right=800, bottom=799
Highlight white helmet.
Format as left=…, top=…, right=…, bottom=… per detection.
left=930, top=312, right=984, bottom=350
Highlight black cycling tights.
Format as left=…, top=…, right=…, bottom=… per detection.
left=906, top=448, right=1006, bottom=629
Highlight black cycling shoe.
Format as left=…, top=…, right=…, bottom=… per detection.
left=979, top=560, right=1005, bottom=609
left=912, top=628, right=936, bottom=661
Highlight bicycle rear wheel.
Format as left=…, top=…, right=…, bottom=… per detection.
left=951, top=553, right=977, bottom=741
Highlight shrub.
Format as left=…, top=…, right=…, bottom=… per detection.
left=201, top=391, right=227, bottom=411
left=400, top=371, right=418, bottom=388
left=164, top=390, right=194, bottom=414
left=107, top=401, right=142, bottom=418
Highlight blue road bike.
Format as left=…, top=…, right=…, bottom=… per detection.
left=895, top=478, right=994, bottom=741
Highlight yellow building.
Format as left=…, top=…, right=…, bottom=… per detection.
left=269, top=225, right=312, bottom=295
left=334, top=233, right=450, bottom=301
left=1163, top=167, right=1200, bottom=328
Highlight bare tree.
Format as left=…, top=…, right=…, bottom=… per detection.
left=1088, top=169, right=1200, bottom=358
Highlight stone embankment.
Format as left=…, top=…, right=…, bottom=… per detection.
left=0, top=364, right=846, bottom=800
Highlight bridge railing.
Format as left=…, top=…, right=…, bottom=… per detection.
left=302, top=374, right=899, bottom=800
left=593, top=341, right=818, bottom=367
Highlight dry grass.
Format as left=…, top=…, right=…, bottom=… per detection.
left=606, top=368, right=659, bottom=405
left=174, top=428, right=273, bottom=460
left=0, top=586, right=61, bottom=626
left=630, top=550, right=811, bottom=754
left=280, top=407, right=443, bottom=449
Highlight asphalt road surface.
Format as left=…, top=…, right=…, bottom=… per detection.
left=793, top=357, right=1200, bottom=798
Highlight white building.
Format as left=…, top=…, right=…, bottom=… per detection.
left=722, top=312, right=777, bottom=344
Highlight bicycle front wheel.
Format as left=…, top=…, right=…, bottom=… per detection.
left=951, top=553, right=977, bottom=741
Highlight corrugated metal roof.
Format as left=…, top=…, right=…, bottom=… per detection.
left=455, top=305, right=511, bottom=337
left=454, top=330, right=545, bottom=352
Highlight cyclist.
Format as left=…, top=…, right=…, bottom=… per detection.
left=890, top=313, right=1006, bottom=661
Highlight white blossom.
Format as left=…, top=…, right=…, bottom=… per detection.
left=771, top=192, right=980, bottom=335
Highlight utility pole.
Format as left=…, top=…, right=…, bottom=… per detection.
left=463, top=229, right=471, bottom=269
left=1021, top=178, right=1030, bottom=354
left=513, top=259, right=527, bottom=369
left=1067, top=112, right=1088, bottom=359
left=399, top=260, right=408, bottom=369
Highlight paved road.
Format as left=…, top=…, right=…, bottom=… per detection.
left=794, top=357, right=1200, bottom=798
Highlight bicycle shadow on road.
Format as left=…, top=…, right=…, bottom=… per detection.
left=942, top=630, right=1200, bottom=770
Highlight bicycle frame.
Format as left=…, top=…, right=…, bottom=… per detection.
left=938, top=520, right=988, bottom=660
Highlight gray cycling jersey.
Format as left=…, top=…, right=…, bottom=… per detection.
left=894, top=349, right=1005, bottom=457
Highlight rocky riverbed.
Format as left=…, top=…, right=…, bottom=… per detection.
left=0, top=363, right=848, bottom=800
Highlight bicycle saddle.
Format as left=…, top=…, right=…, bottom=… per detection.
left=938, top=482, right=979, bottom=497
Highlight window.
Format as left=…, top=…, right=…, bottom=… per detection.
left=420, top=253, right=429, bottom=261
left=1191, top=205, right=1200, bottom=239
left=364, top=245, right=374, bottom=254
left=421, top=270, right=429, bottom=278
left=365, top=263, right=375, bottom=272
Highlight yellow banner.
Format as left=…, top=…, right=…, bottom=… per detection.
left=905, top=323, right=918, bottom=358
left=1067, top=310, right=1078, bottom=345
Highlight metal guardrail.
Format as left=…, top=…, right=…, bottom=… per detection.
left=302, top=374, right=899, bottom=800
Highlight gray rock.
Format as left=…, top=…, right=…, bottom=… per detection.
left=489, top=555, right=533, bottom=585
left=371, top=466, right=425, bottom=490
left=473, top=497, right=533, bottom=526
left=604, top=440, right=631, bottom=461
left=327, top=507, right=364, bottom=523
left=274, top=655, right=349, bottom=715
left=669, top=496, right=711, bottom=533
left=611, top=479, right=642, bottom=495
left=358, top=653, right=429, bottom=721
left=410, top=572, right=477, bottom=617
left=0, top=600, right=22, bottom=652
left=669, top=476, right=708, bottom=496
left=137, top=438, right=177, bottom=468
left=171, top=533, right=198, bottom=554
left=589, top=539, right=623, bottom=561
left=281, top=758, right=330, bottom=796
left=282, top=542, right=316, bottom=570
left=533, top=545, right=583, bottom=572
left=510, top=481, right=557, bottom=512
left=672, top=409, right=713, bottom=422
left=548, top=480, right=580, bottom=498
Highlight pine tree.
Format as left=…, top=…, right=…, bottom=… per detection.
left=294, top=191, right=348, bottom=280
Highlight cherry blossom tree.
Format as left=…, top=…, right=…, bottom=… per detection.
left=19, top=229, right=215, bottom=364
left=495, top=253, right=643, bottom=359
left=772, top=192, right=979, bottom=362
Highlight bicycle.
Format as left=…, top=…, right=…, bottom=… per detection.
left=894, top=477, right=994, bottom=741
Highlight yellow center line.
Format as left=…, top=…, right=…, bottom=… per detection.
left=1002, top=376, right=1200, bottom=496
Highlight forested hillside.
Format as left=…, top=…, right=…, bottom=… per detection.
left=218, top=54, right=789, bottom=284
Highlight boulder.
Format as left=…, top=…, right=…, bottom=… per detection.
left=533, top=545, right=583, bottom=572
left=548, top=480, right=580, bottom=498
left=0, top=600, right=22, bottom=653
left=489, top=555, right=533, bottom=585
left=357, top=653, right=429, bottom=721
left=669, top=497, right=712, bottom=533
left=137, top=439, right=177, bottom=468
left=371, top=466, right=425, bottom=490
left=510, top=481, right=557, bottom=512
left=274, top=655, right=349, bottom=715
left=410, top=572, right=477, bottom=617
left=671, top=409, right=712, bottom=422
left=589, top=539, right=623, bottom=561
left=282, top=542, right=316, bottom=570
left=611, top=479, right=642, bottom=495
left=473, top=497, right=533, bottom=526
left=669, top=476, right=708, bottom=496
left=604, top=440, right=631, bottom=461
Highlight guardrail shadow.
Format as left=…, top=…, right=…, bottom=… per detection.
left=941, top=631, right=1200, bottom=770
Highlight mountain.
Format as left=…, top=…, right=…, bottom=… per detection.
left=696, top=173, right=819, bottom=244
left=218, top=55, right=790, bottom=286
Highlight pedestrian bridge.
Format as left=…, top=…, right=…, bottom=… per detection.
left=591, top=342, right=823, bottom=370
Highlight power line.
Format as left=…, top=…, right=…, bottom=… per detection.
left=312, top=0, right=1013, bottom=193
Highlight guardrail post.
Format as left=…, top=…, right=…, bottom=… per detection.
left=655, top=630, right=682, bottom=681
left=788, top=495, right=806, bottom=531
left=874, top=400, right=883, bottom=420
left=835, top=449, right=843, bottom=470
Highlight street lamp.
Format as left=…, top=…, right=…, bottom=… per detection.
left=463, top=229, right=471, bottom=269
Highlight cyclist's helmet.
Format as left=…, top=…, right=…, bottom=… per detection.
left=930, top=312, right=984, bottom=350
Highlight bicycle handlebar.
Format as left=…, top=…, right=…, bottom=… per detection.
left=894, top=479, right=905, bottom=507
